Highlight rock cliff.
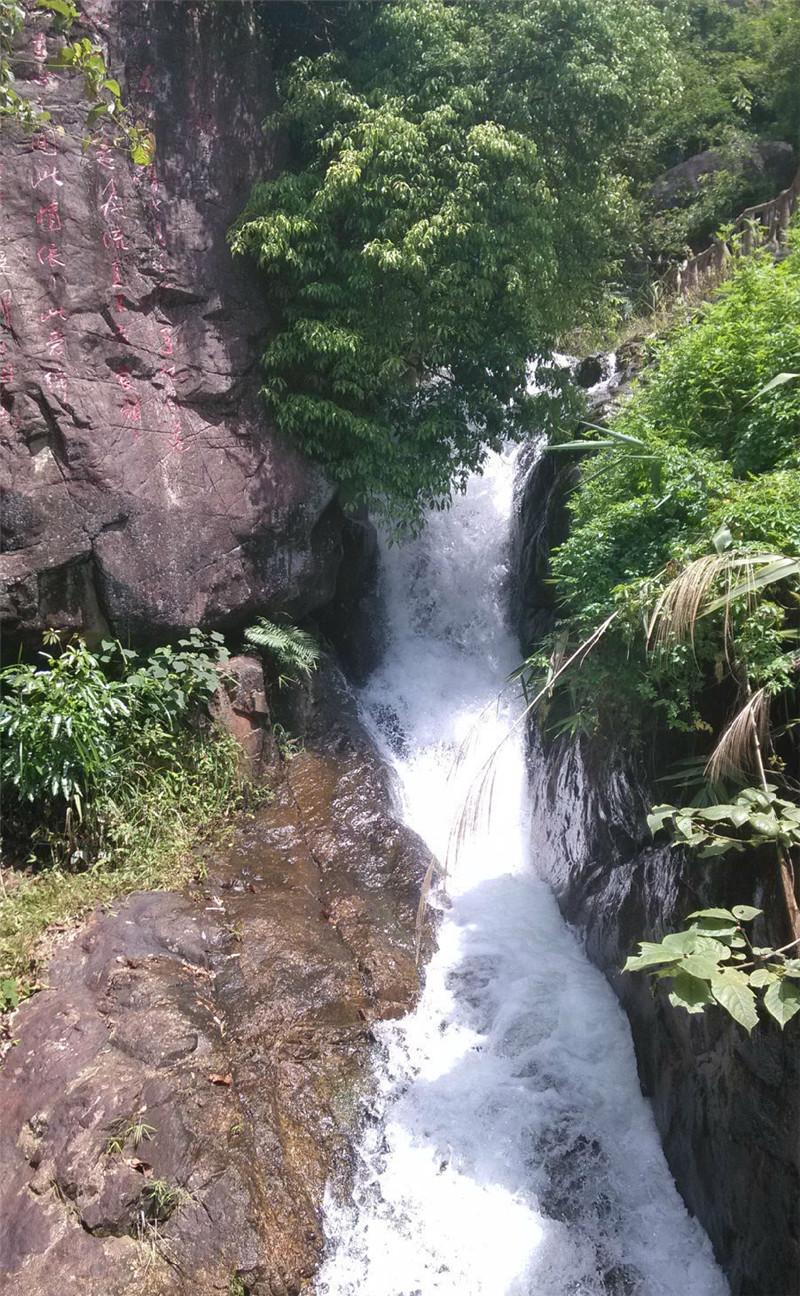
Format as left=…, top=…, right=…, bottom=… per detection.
left=0, top=0, right=347, bottom=646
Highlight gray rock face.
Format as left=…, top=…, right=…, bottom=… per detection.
left=0, top=662, right=434, bottom=1295
left=650, top=140, right=796, bottom=212
left=513, top=449, right=800, bottom=1296
left=0, top=0, right=345, bottom=645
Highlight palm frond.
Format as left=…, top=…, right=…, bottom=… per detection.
left=705, top=688, right=770, bottom=784
left=647, top=552, right=788, bottom=652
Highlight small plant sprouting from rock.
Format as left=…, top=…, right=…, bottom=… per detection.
left=625, top=907, right=800, bottom=1032
left=140, top=1177, right=185, bottom=1222
left=229, top=1276, right=248, bottom=1296
left=244, top=618, right=320, bottom=689
left=105, top=1113, right=155, bottom=1156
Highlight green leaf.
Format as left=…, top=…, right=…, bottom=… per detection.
left=668, top=971, right=713, bottom=1014
left=749, top=811, right=779, bottom=837
left=623, top=942, right=684, bottom=972
left=731, top=905, right=762, bottom=923
left=763, top=979, right=800, bottom=1028
left=102, top=77, right=121, bottom=98
left=0, top=977, right=20, bottom=1011
left=38, top=0, right=74, bottom=16
left=687, top=907, right=737, bottom=923
left=661, top=930, right=701, bottom=954
left=748, top=968, right=778, bottom=988
left=647, top=806, right=675, bottom=835
left=710, top=978, right=759, bottom=1032
left=699, top=840, right=739, bottom=858
left=678, top=953, right=724, bottom=980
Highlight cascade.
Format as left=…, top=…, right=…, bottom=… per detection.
left=317, top=445, right=728, bottom=1296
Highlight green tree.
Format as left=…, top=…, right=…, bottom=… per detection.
left=231, top=0, right=677, bottom=527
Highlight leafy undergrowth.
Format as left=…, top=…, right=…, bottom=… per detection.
left=0, top=729, right=248, bottom=994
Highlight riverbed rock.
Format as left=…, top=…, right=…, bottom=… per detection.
left=0, top=0, right=345, bottom=646
left=0, top=662, right=434, bottom=1294
left=210, top=653, right=273, bottom=770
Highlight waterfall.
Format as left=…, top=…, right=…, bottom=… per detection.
left=317, top=446, right=728, bottom=1296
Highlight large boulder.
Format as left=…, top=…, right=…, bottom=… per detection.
left=649, top=139, right=796, bottom=212
left=0, top=0, right=345, bottom=645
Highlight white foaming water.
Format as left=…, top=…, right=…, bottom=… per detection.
left=317, top=447, right=728, bottom=1296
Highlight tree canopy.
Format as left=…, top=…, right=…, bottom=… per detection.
left=231, top=0, right=678, bottom=526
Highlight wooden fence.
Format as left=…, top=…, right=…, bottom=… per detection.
left=661, top=167, right=800, bottom=301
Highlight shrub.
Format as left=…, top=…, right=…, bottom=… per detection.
left=0, top=630, right=229, bottom=824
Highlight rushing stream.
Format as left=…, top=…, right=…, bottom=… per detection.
left=317, top=446, right=728, bottom=1296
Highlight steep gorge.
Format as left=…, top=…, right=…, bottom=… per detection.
left=1, top=3, right=798, bottom=1294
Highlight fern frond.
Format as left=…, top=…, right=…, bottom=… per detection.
left=244, top=618, right=321, bottom=679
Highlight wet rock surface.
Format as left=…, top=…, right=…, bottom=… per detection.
left=0, top=664, right=433, bottom=1295
left=513, top=449, right=800, bottom=1296
left=0, top=1, right=345, bottom=645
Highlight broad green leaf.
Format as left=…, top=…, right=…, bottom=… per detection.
left=38, top=0, right=74, bottom=15
left=669, top=972, right=713, bottom=1014
left=699, top=840, right=739, bottom=858
left=647, top=806, right=675, bottom=835
left=711, top=978, right=759, bottom=1032
left=731, top=905, right=762, bottom=923
left=678, top=953, right=724, bottom=980
left=688, top=920, right=739, bottom=940
left=749, top=811, right=779, bottom=837
left=748, top=968, right=778, bottom=988
left=688, top=936, right=730, bottom=960
left=623, top=943, right=684, bottom=972
left=661, top=930, right=701, bottom=954
left=694, top=806, right=743, bottom=823
left=763, top=979, right=800, bottom=1028
left=687, top=907, right=737, bottom=923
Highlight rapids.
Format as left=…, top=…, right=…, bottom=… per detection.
left=316, top=445, right=728, bottom=1296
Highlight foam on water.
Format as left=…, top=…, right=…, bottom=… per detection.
left=316, top=445, right=728, bottom=1296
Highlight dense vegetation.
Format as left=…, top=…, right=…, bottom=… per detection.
left=639, top=0, right=800, bottom=258
left=520, top=233, right=800, bottom=1026
left=0, top=632, right=246, bottom=992
left=530, top=237, right=800, bottom=741
left=234, top=0, right=799, bottom=526
left=0, top=621, right=321, bottom=996
left=1, top=0, right=154, bottom=161
left=232, top=0, right=681, bottom=526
